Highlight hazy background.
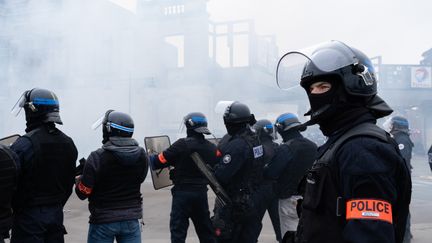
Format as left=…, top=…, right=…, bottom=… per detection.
left=0, top=0, right=431, bottom=158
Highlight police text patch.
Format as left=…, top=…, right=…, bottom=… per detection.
left=253, top=145, right=264, bottom=158
left=346, top=199, right=392, bottom=224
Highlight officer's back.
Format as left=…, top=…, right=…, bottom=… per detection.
left=150, top=112, right=218, bottom=243
left=10, top=88, right=78, bottom=243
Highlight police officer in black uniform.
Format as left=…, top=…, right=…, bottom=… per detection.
left=10, top=88, right=78, bottom=243
left=0, top=144, right=19, bottom=243
left=264, top=113, right=317, bottom=243
left=214, top=101, right=272, bottom=243
left=75, top=110, right=148, bottom=243
left=276, top=41, right=411, bottom=243
left=387, top=116, right=414, bottom=242
left=150, top=112, right=217, bottom=243
left=252, top=119, right=281, bottom=242
left=428, top=144, right=432, bottom=172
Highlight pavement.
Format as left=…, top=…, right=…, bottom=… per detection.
left=4, top=155, right=432, bottom=242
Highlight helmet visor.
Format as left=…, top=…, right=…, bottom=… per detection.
left=276, top=40, right=358, bottom=90
left=11, top=92, right=27, bottom=117
left=91, top=114, right=105, bottom=130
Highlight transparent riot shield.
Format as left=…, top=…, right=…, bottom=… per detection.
left=0, top=134, right=20, bottom=146
left=144, top=135, right=173, bottom=190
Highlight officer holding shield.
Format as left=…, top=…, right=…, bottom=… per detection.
left=149, top=112, right=218, bottom=243
left=276, top=41, right=411, bottom=243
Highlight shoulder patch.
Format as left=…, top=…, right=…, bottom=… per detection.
left=253, top=145, right=264, bottom=158
left=346, top=199, right=392, bottom=224
left=398, top=143, right=405, bottom=150
left=223, top=154, right=231, bottom=164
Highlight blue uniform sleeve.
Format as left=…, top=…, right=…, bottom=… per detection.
left=337, top=137, right=400, bottom=243
left=75, top=151, right=100, bottom=200
left=215, top=139, right=249, bottom=185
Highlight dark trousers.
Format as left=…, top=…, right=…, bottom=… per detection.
left=268, top=196, right=282, bottom=242
left=217, top=183, right=273, bottom=243
left=11, top=204, right=66, bottom=243
left=170, top=186, right=216, bottom=243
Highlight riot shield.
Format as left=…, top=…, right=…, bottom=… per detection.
left=144, top=135, right=173, bottom=190
left=0, top=134, right=20, bottom=146
left=190, top=152, right=231, bottom=207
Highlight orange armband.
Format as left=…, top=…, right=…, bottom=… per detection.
left=346, top=199, right=392, bottom=224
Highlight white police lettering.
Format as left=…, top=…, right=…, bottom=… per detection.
left=223, top=154, right=231, bottom=164
left=398, top=144, right=405, bottom=150
left=253, top=145, right=263, bottom=158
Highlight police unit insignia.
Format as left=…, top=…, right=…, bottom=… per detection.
left=398, top=144, right=405, bottom=150
left=223, top=154, right=231, bottom=164
left=253, top=145, right=264, bottom=158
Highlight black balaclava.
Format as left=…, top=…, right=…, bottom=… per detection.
left=306, top=79, right=371, bottom=136
left=225, top=123, right=247, bottom=136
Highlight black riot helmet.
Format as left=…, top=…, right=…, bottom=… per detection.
left=390, top=116, right=410, bottom=132
left=252, top=119, right=274, bottom=139
left=223, top=101, right=256, bottom=125
left=183, top=112, right=211, bottom=135
left=274, top=113, right=305, bottom=134
left=276, top=40, right=392, bottom=124
left=92, top=110, right=134, bottom=143
left=12, top=88, right=62, bottom=124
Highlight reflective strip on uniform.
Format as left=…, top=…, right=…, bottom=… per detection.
left=346, top=199, right=393, bottom=224
left=158, top=152, right=168, bottom=164
left=78, top=182, right=93, bottom=195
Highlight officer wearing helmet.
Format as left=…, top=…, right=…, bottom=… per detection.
left=252, top=119, right=282, bottom=243
left=149, top=112, right=218, bottom=243
left=387, top=116, right=414, bottom=242
left=214, top=101, right=272, bottom=243
left=276, top=41, right=411, bottom=243
left=0, top=145, right=19, bottom=243
left=75, top=110, right=148, bottom=243
left=10, top=88, right=78, bottom=242
left=263, top=113, right=317, bottom=243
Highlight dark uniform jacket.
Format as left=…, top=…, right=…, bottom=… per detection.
left=11, top=124, right=78, bottom=210
left=264, top=133, right=317, bottom=199
left=390, top=129, right=414, bottom=171
left=152, top=134, right=218, bottom=188
left=76, top=137, right=148, bottom=224
left=0, top=145, right=19, bottom=238
left=297, top=120, right=411, bottom=243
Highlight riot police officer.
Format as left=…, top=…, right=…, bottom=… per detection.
left=0, top=144, right=19, bottom=243
left=214, top=101, right=272, bottom=243
left=252, top=119, right=281, bottom=242
left=276, top=41, right=411, bottom=243
left=75, top=110, right=148, bottom=243
left=428, top=144, right=432, bottom=172
left=387, top=116, right=414, bottom=242
left=264, top=113, right=317, bottom=243
left=10, top=88, right=78, bottom=242
left=387, top=116, right=414, bottom=171
left=150, top=112, right=217, bottom=243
